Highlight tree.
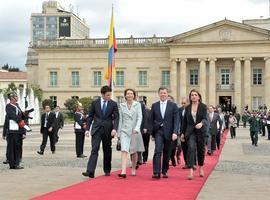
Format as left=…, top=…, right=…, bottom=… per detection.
left=42, top=99, right=54, bottom=109
left=64, top=98, right=78, bottom=113
left=79, top=97, right=93, bottom=113
left=3, top=82, right=17, bottom=98
left=1, top=63, right=20, bottom=72
left=30, top=84, right=43, bottom=102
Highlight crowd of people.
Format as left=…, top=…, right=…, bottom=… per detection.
left=2, top=86, right=270, bottom=181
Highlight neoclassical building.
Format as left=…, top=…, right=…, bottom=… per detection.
left=26, top=18, right=270, bottom=112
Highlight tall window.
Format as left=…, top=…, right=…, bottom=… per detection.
left=116, top=71, right=124, bottom=86
left=93, top=71, right=102, bottom=86
left=161, top=71, right=170, bottom=87
left=71, top=71, right=80, bottom=87
left=116, top=96, right=124, bottom=104
left=190, top=69, right=198, bottom=85
left=50, top=96, right=57, bottom=108
left=139, top=71, right=147, bottom=86
left=50, top=71, right=57, bottom=86
left=252, top=96, right=262, bottom=110
left=253, top=68, right=262, bottom=85
left=221, top=69, right=230, bottom=85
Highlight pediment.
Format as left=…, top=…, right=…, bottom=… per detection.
left=167, top=19, right=270, bottom=43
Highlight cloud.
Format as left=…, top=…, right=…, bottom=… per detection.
left=0, top=0, right=269, bottom=70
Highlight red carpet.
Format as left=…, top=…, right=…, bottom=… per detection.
left=33, top=131, right=228, bottom=200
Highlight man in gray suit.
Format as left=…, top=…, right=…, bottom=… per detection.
left=207, top=105, right=222, bottom=155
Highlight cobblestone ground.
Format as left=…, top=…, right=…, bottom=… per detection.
left=198, top=127, right=270, bottom=200
left=0, top=125, right=154, bottom=199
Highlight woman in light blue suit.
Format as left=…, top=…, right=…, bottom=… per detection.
left=118, top=89, right=145, bottom=178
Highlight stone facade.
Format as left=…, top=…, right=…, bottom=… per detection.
left=26, top=19, right=270, bottom=112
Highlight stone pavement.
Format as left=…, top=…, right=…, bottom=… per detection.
left=0, top=125, right=269, bottom=199
left=198, top=127, right=270, bottom=200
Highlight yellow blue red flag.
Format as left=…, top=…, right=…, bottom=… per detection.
left=105, top=8, right=117, bottom=87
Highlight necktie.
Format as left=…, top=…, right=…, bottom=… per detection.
left=102, top=100, right=107, bottom=115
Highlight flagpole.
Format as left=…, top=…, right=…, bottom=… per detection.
left=111, top=4, right=114, bottom=100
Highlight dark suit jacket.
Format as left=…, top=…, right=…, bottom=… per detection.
left=150, top=101, right=179, bottom=140
left=2, top=115, right=8, bottom=137
left=74, top=112, right=86, bottom=133
left=182, top=103, right=208, bottom=139
left=207, top=112, right=222, bottom=136
left=55, top=112, right=64, bottom=129
left=144, top=108, right=152, bottom=133
left=179, top=106, right=186, bottom=133
left=5, top=103, right=25, bottom=134
left=40, top=112, right=56, bottom=133
left=140, top=103, right=146, bottom=133
left=86, top=98, right=119, bottom=136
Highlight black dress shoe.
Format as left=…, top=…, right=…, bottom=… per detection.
left=118, top=174, right=127, bottom=178
left=52, top=151, right=55, bottom=154
left=152, top=174, right=160, bottom=179
left=3, top=160, right=9, bottom=164
left=37, top=151, right=44, bottom=155
left=77, top=155, right=87, bottom=158
left=182, top=165, right=189, bottom=169
left=105, top=173, right=110, bottom=176
left=82, top=172, right=94, bottom=178
left=207, top=151, right=212, bottom=156
left=162, top=173, right=168, bottom=178
left=13, top=166, right=24, bottom=170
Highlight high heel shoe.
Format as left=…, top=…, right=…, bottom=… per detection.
left=118, top=174, right=127, bottom=178
left=199, top=171, right=204, bottom=177
left=187, top=174, right=193, bottom=180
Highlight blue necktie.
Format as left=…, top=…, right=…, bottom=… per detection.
left=102, top=100, right=107, bottom=115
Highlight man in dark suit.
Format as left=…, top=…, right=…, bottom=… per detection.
left=82, top=86, right=119, bottom=178
left=54, top=106, right=64, bottom=143
left=141, top=100, right=151, bottom=164
left=151, top=87, right=179, bottom=179
left=179, top=97, right=189, bottom=168
left=207, top=105, right=222, bottom=155
left=37, top=105, right=56, bottom=155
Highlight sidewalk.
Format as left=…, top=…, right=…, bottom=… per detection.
left=197, top=127, right=270, bottom=200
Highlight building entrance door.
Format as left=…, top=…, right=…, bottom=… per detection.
left=219, top=96, right=232, bottom=112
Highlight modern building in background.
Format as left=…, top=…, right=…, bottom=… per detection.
left=30, top=1, right=89, bottom=43
left=26, top=1, right=270, bottom=112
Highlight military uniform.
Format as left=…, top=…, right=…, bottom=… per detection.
left=248, top=116, right=260, bottom=146
left=74, top=111, right=86, bottom=157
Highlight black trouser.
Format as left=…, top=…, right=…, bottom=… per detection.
left=181, top=140, right=188, bottom=165
left=250, top=131, right=258, bottom=145
left=187, top=133, right=205, bottom=168
left=262, top=125, right=266, bottom=136
left=54, top=128, right=60, bottom=143
left=142, top=133, right=150, bottom=162
left=75, top=131, right=85, bottom=156
left=243, top=121, right=247, bottom=128
left=267, top=125, right=270, bottom=140
left=153, top=131, right=172, bottom=175
left=170, top=140, right=177, bottom=165
left=230, top=127, right=236, bottom=138
left=86, top=128, right=112, bottom=175
left=18, top=134, right=24, bottom=161
left=237, top=120, right=240, bottom=128
left=216, top=131, right=221, bottom=150
left=8, top=133, right=20, bottom=168
left=5, top=134, right=9, bottom=161
left=40, top=129, right=55, bottom=152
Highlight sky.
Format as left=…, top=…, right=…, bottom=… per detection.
left=0, top=0, right=269, bottom=71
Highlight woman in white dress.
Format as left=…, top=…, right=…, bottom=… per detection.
left=118, top=89, right=145, bottom=178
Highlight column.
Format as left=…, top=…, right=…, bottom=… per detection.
left=233, top=58, right=242, bottom=112
left=244, top=57, right=252, bottom=109
left=264, top=57, right=270, bottom=106
left=199, top=58, right=207, bottom=103
left=170, top=58, right=177, bottom=100
left=208, top=58, right=217, bottom=106
left=179, top=59, right=187, bottom=99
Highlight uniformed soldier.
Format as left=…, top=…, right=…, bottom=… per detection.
left=74, top=102, right=87, bottom=158
left=2, top=115, right=9, bottom=164
left=5, top=91, right=26, bottom=169
left=248, top=112, right=260, bottom=147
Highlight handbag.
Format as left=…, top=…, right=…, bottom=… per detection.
left=116, top=138, right=121, bottom=151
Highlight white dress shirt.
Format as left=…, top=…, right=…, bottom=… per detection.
left=160, top=100, right=167, bottom=119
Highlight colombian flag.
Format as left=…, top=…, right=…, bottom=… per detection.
left=105, top=8, right=117, bottom=87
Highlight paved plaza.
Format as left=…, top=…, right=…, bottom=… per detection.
left=0, top=125, right=270, bottom=199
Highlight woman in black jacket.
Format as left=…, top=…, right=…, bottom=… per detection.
left=181, top=89, right=208, bottom=180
